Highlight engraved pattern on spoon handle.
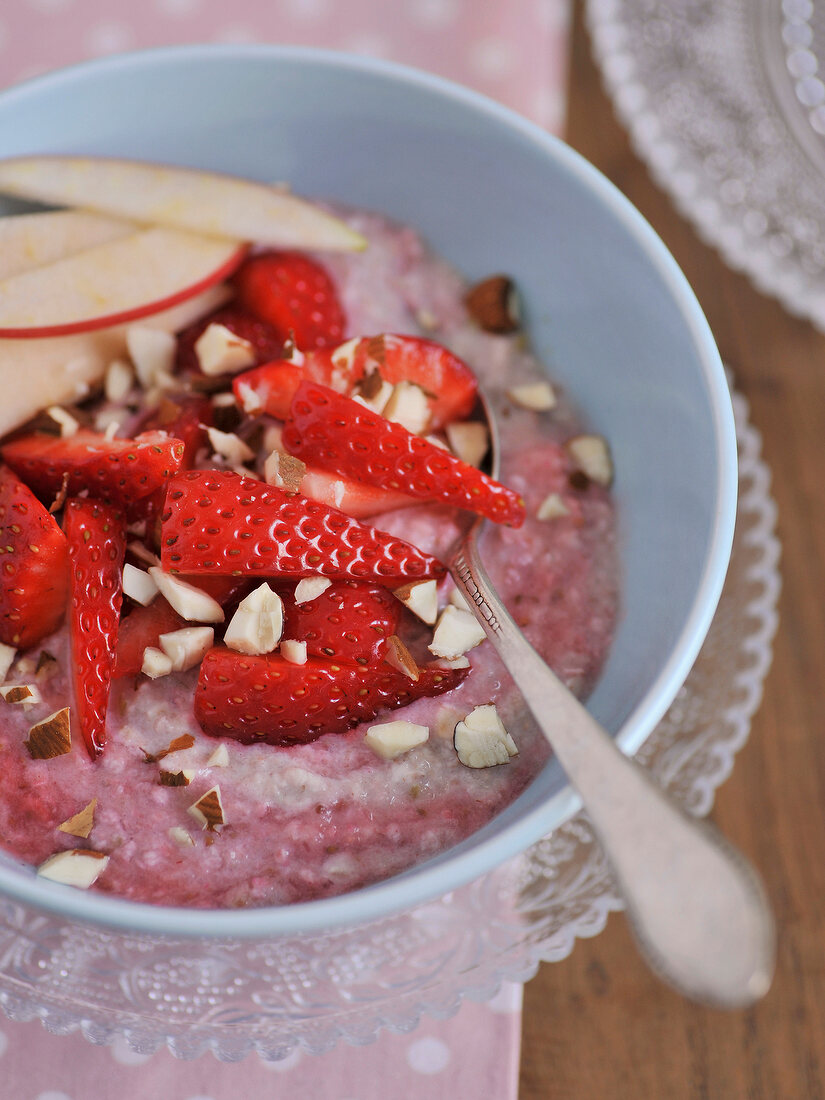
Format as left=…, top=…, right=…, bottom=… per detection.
left=450, top=527, right=775, bottom=1008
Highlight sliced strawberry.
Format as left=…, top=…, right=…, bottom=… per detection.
left=233, top=251, right=346, bottom=350
left=138, top=395, right=212, bottom=468
left=175, top=306, right=286, bottom=373
left=233, top=334, right=477, bottom=429
left=160, top=469, right=444, bottom=583
left=114, top=597, right=185, bottom=679
left=194, top=647, right=467, bottom=745
left=1, top=430, right=185, bottom=510
left=284, top=383, right=526, bottom=527
left=233, top=356, right=335, bottom=420
left=299, top=466, right=418, bottom=519
left=343, top=334, right=478, bottom=429
left=64, top=497, right=126, bottom=758
left=279, top=580, right=400, bottom=666
left=0, top=464, right=69, bottom=649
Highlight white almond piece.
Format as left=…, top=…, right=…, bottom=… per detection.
left=148, top=567, right=225, bottom=623
left=445, top=421, right=489, bottom=468
left=104, top=357, right=134, bottom=403
left=141, top=646, right=174, bottom=679
left=211, top=391, right=238, bottom=408
left=205, top=743, right=229, bottom=768
left=280, top=639, right=308, bottom=665
left=393, top=579, right=438, bottom=625
left=223, top=583, right=284, bottom=656
left=294, top=576, right=332, bottom=604
left=536, top=492, right=569, bottom=521
left=158, top=626, right=214, bottom=672
left=0, top=643, right=16, bottom=683
left=195, top=322, right=256, bottom=376
left=382, top=380, right=431, bottom=434
left=351, top=372, right=394, bottom=414
left=188, top=785, right=225, bottom=830
left=235, top=379, right=263, bottom=414
left=432, top=655, right=471, bottom=670
left=37, top=849, right=109, bottom=889
left=207, top=426, right=254, bottom=466
left=126, top=325, right=176, bottom=388
left=507, top=382, right=557, bottom=411
left=428, top=606, right=487, bottom=660
left=365, top=720, right=429, bottom=760
left=330, top=336, right=359, bottom=371
left=454, top=704, right=518, bottom=769
left=168, top=826, right=195, bottom=847
left=122, top=563, right=159, bottom=606
left=383, top=635, right=420, bottom=681
left=0, top=683, right=41, bottom=707
left=264, top=449, right=306, bottom=492
left=97, top=411, right=125, bottom=438
left=448, top=586, right=472, bottom=612
left=567, top=434, right=614, bottom=486
left=46, top=405, right=80, bottom=438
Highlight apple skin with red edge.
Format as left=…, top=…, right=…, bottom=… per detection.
left=0, top=229, right=247, bottom=339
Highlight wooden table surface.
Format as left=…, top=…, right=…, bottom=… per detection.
left=519, top=5, right=825, bottom=1097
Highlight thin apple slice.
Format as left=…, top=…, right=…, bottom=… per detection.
left=0, top=156, right=366, bottom=253
left=0, top=209, right=139, bottom=281
left=0, top=282, right=230, bottom=438
left=0, top=226, right=246, bottom=337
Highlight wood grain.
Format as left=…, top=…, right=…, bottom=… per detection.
left=520, top=4, right=825, bottom=1097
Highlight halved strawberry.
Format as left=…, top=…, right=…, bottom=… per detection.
left=1, top=430, right=185, bottom=510
left=233, top=333, right=477, bottom=429
left=194, top=646, right=467, bottom=745
left=114, top=597, right=185, bottom=679
left=233, top=251, right=346, bottom=350
left=64, top=497, right=126, bottom=758
left=175, top=306, right=286, bottom=373
left=0, top=464, right=69, bottom=649
left=160, top=469, right=444, bottom=583
left=283, top=383, right=526, bottom=527
left=279, top=580, right=400, bottom=666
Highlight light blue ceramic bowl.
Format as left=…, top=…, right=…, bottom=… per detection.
left=0, top=45, right=737, bottom=939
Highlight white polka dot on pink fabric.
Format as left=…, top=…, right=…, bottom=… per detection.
left=407, top=0, right=461, bottom=28
left=406, top=1035, right=451, bottom=1075
left=468, top=37, right=515, bottom=80
left=85, top=22, right=135, bottom=56
left=343, top=32, right=392, bottom=59
left=281, top=0, right=331, bottom=20
left=154, top=0, right=203, bottom=18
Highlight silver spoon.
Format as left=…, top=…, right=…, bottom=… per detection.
left=449, top=393, right=775, bottom=1008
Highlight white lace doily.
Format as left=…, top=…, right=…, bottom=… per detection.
left=0, top=384, right=779, bottom=1062
left=587, top=0, right=825, bottom=331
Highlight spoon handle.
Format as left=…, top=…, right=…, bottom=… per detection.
left=451, top=535, right=775, bottom=1008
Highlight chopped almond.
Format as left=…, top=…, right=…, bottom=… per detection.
left=566, top=434, right=614, bottom=486
left=1, top=683, right=41, bottom=708
left=58, top=798, right=97, bottom=839
left=195, top=322, right=255, bottom=376
left=25, top=707, right=71, bottom=759
left=507, top=382, right=556, bottom=411
left=264, top=450, right=306, bottom=493
left=383, top=635, right=420, bottom=681
left=393, top=579, right=438, bottom=625
left=188, top=785, right=225, bottom=830
left=294, top=577, right=332, bottom=604
left=37, top=848, right=109, bottom=888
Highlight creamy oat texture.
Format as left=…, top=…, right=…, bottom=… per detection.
left=0, top=211, right=618, bottom=908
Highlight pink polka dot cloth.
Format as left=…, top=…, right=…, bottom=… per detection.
left=0, top=0, right=569, bottom=1094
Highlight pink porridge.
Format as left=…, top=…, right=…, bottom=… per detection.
left=0, top=198, right=618, bottom=909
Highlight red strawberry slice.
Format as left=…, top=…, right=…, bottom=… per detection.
left=233, top=251, right=346, bottom=350
left=194, top=647, right=468, bottom=745
left=232, top=334, right=477, bottom=428
left=0, top=464, right=69, bottom=649
left=283, top=383, right=526, bottom=527
left=298, top=466, right=418, bottom=519
left=114, top=597, right=185, bottom=679
left=64, top=497, right=126, bottom=758
left=175, top=306, right=286, bottom=373
left=1, top=430, right=185, bottom=510
left=279, top=580, right=400, bottom=666
left=160, top=469, right=444, bottom=583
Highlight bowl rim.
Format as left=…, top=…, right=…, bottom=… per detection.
left=0, top=42, right=738, bottom=939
